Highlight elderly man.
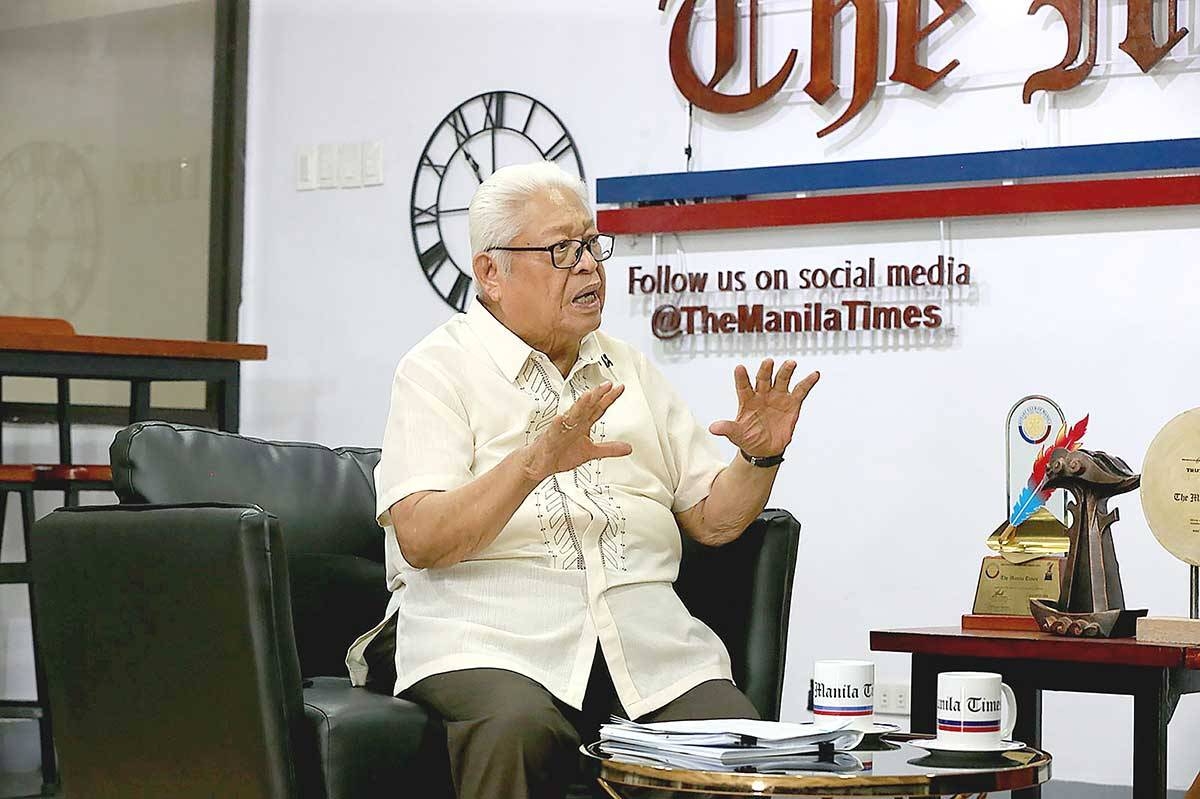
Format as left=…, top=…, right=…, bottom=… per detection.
left=349, top=161, right=818, bottom=798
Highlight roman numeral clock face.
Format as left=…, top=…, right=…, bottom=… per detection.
left=0, top=142, right=100, bottom=315
left=410, top=92, right=584, bottom=312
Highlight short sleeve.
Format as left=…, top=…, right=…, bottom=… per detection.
left=373, top=356, right=475, bottom=527
left=635, top=353, right=727, bottom=513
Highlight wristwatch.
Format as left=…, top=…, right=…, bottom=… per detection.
left=740, top=449, right=785, bottom=468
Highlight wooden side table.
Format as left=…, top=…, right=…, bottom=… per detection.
left=0, top=319, right=267, bottom=795
left=872, top=626, right=1200, bottom=799
left=0, top=327, right=266, bottom=434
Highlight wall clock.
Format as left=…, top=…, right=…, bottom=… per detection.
left=411, top=91, right=584, bottom=312
left=0, top=141, right=101, bottom=316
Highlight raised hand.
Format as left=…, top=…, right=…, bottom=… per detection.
left=708, top=360, right=819, bottom=458
left=524, top=382, right=632, bottom=481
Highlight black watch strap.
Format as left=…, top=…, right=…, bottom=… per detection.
left=740, top=449, right=785, bottom=468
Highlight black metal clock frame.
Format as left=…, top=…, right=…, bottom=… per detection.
left=410, top=91, right=584, bottom=313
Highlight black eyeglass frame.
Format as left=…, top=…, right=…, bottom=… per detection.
left=486, top=233, right=615, bottom=269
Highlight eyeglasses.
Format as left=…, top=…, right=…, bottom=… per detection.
left=486, top=233, right=615, bottom=269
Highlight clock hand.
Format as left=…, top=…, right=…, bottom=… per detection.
left=461, top=148, right=485, bottom=183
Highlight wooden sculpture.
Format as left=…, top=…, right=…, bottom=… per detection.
left=1028, top=447, right=1148, bottom=638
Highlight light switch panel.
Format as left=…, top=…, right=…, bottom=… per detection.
left=297, top=147, right=318, bottom=190
left=317, top=143, right=338, bottom=189
left=338, top=142, right=362, bottom=188
left=362, top=140, right=384, bottom=186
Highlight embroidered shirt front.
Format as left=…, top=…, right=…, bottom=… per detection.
left=352, top=299, right=731, bottom=718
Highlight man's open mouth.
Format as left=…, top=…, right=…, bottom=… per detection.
left=572, top=287, right=601, bottom=306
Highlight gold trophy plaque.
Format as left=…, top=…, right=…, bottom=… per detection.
left=965, top=397, right=1082, bottom=630
left=973, top=556, right=1061, bottom=616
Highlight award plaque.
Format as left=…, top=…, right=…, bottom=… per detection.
left=972, top=556, right=1061, bottom=616
left=1135, top=407, right=1200, bottom=644
left=965, top=397, right=1079, bottom=631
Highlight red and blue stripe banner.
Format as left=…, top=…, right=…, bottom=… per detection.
left=596, top=138, right=1200, bottom=234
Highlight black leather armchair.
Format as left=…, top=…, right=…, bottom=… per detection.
left=31, top=422, right=801, bottom=799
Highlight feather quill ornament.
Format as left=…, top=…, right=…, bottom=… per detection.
left=1007, top=414, right=1089, bottom=527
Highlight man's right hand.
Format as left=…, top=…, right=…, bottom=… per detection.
left=522, top=381, right=632, bottom=482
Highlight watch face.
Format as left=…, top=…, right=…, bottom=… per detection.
left=0, top=141, right=101, bottom=315
left=411, top=91, right=584, bottom=312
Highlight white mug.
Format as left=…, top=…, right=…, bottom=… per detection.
left=936, top=671, right=1017, bottom=749
left=811, top=659, right=874, bottom=731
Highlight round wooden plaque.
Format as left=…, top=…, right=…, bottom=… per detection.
left=1141, top=407, right=1200, bottom=567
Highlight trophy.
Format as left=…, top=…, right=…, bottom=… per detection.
left=1134, top=407, right=1200, bottom=645
left=1028, top=445, right=1148, bottom=638
left=968, top=397, right=1075, bottom=629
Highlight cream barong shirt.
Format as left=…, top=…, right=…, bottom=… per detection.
left=347, top=299, right=733, bottom=718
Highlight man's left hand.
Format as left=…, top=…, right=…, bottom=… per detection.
left=708, top=359, right=819, bottom=458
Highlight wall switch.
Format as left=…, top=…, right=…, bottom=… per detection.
left=317, top=143, right=338, bottom=189
left=338, top=142, right=362, bottom=188
left=297, top=147, right=317, bottom=190
left=362, top=140, right=384, bottom=186
left=875, top=682, right=910, bottom=716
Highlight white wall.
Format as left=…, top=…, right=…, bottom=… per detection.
left=239, top=0, right=1200, bottom=789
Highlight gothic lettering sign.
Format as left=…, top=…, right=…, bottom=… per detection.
left=660, top=0, right=1189, bottom=138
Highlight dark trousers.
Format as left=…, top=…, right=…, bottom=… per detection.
left=404, top=648, right=759, bottom=799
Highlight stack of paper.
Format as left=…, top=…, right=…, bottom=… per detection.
left=598, top=717, right=865, bottom=773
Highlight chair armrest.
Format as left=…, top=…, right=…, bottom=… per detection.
left=675, top=509, right=801, bottom=720
left=31, top=504, right=316, bottom=799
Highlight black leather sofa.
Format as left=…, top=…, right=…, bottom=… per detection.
left=31, top=422, right=801, bottom=799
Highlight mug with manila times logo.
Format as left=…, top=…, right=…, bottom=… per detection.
left=811, top=659, right=874, bottom=731
left=935, top=671, right=1018, bottom=750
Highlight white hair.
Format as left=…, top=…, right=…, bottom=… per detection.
left=468, top=161, right=592, bottom=272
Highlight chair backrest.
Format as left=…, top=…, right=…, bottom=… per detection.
left=110, top=422, right=388, bottom=678
left=675, top=509, right=800, bottom=720
left=32, top=504, right=314, bottom=799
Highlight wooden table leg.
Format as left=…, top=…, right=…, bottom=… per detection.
left=56, top=377, right=71, bottom=464
left=910, top=653, right=939, bottom=734
left=216, top=366, right=240, bottom=432
left=1133, top=669, right=1169, bottom=799
left=129, top=380, right=151, bottom=424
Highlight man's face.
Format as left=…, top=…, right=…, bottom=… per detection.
left=493, top=189, right=605, bottom=351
